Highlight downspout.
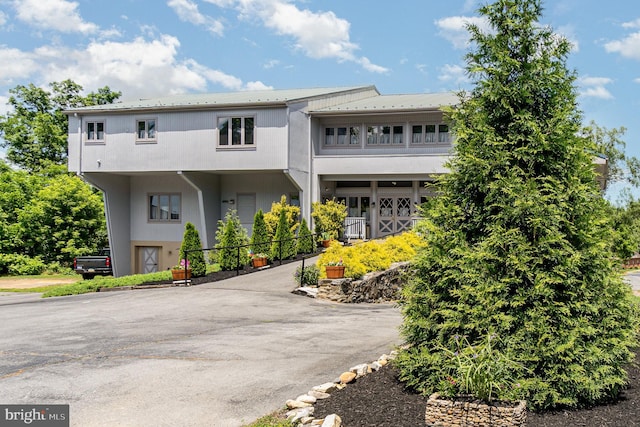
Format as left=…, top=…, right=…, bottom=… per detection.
left=177, top=171, right=208, bottom=248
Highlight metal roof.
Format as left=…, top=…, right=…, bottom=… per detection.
left=311, top=92, right=459, bottom=114
left=65, top=85, right=377, bottom=114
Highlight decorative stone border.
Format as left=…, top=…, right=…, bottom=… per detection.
left=425, top=393, right=527, bottom=427
left=282, top=351, right=399, bottom=426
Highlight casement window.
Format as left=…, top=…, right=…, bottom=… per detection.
left=411, top=124, right=450, bottom=144
left=218, top=117, right=255, bottom=146
left=366, top=125, right=403, bottom=145
left=324, top=126, right=360, bottom=146
left=86, top=121, right=105, bottom=142
left=148, top=193, right=181, bottom=222
left=137, top=119, right=156, bottom=141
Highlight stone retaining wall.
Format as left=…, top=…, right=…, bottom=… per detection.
left=425, top=393, right=527, bottom=427
left=316, top=262, right=411, bottom=303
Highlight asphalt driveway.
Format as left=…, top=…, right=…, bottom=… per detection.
left=0, top=261, right=403, bottom=427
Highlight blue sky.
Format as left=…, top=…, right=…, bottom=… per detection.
left=0, top=0, right=639, bottom=199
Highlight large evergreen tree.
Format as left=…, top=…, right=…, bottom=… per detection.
left=397, top=0, right=638, bottom=410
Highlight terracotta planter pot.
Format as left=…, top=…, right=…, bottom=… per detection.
left=321, top=239, right=332, bottom=248
left=425, top=393, right=527, bottom=427
left=325, top=265, right=345, bottom=279
left=252, top=257, right=268, bottom=268
left=171, top=269, right=192, bottom=280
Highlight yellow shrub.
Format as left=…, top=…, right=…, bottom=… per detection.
left=316, top=231, right=425, bottom=279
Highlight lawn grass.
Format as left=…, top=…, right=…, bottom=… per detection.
left=241, top=410, right=291, bottom=427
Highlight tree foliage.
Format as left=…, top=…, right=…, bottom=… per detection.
left=270, top=208, right=297, bottom=260
left=296, top=217, right=314, bottom=254
left=264, top=195, right=300, bottom=238
left=16, top=173, right=107, bottom=264
left=397, top=0, right=639, bottom=410
left=0, top=79, right=121, bottom=172
left=250, top=209, right=270, bottom=256
left=179, top=222, right=206, bottom=277
left=311, top=198, right=347, bottom=241
left=215, top=210, right=249, bottom=270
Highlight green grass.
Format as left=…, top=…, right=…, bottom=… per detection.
left=38, top=263, right=223, bottom=298
left=241, top=411, right=292, bottom=427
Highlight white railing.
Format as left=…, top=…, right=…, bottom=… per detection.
left=344, top=217, right=366, bottom=240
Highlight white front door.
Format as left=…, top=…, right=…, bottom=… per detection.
left=377, top=196, right=413, bottom=236
left=139, top=246, right=159, bottom=274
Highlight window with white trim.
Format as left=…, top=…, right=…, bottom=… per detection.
left=411, top=123, right=450, bottom=144
left=86, top=121, right=105, bottom=142
left=366, top=125, right=403, bottom=145
left=324, top=126, right=360, bottom=146
left=148, top=193, right=181, bottom=222
left=137, top=119, right=156, bottom=141
left=218, top=116, right=254, bottom=146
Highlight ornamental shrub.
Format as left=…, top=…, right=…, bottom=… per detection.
left=0, top=253, right=46, bottom=276
left=250, top=209, right=270, bottom=256
left=396, top=0, right=639, bottom=410
left=311, top=199, right=347, bottom=241
left=270, top=208, right=296, bottom=260
left=215, top=210, right=250, bottom=270
left=294, top=264, right=320, bottom=287
left=264, top=195, right=300, bottom=239
left=296, top=218, right=314, bottom=254
left=179, top=222, right=206, bottom=277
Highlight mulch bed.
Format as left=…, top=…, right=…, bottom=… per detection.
left=313, top=351, right=640, bottom=426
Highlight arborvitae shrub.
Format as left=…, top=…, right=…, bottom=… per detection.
left=270, top=208, right=296, bottom=260
left=297, top=218, right=314, bottom=254
left=179, top=222, right=206, bottom=277
left=215, top=210, right=249, bottom=270
left=250, top=210, right=270, bottom=256
left=396, top=0, right=639, bottom=410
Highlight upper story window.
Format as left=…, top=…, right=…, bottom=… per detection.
left=137, top=119, right=156, bottom=142
left=411, top=123, right=450, bottom=144
left=218, top=117, right=254, bottom=146
left=86, top=121, right=105, bottom=143
left=148, top=193, right=181, bottom=222
left=366, top=125, right=403, bottom=145
left=324, top=126, right=360, bottom=146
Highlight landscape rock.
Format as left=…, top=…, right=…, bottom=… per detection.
left=339, top=371, right=357, bottom=384
left=308, top=390, right=331, bottom=400
left=296, top=394, right=317, bottom=404
left=321, top=414, right=342, bottom=427
left=286, top=407, right=314, bottom=423
left=286, top=399, right=312, bottom=409
left=312, top=382, right=338, bottom=394
left=350, top=363, right=370, bottom=377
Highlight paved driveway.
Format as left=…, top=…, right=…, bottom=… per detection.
left=0, top=261, right=403, bottom=427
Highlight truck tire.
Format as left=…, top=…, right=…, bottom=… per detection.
left=82, top=273, right=95, bottom=280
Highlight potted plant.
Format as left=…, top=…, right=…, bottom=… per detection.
left=249, top=251, right=268, bottom=268
left=171, top=259, right=191, bottom=281
left=319, top=231, right=332, bottom=248
left=324, top=260, right=345, bottom=279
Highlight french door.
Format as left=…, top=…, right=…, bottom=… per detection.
left=377, top=196, right=413, bottom=236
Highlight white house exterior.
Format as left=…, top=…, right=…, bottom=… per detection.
left=66, top=86, right=460, bottom=277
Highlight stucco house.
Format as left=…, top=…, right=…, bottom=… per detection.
left=75, top=85, right=604, bottom=277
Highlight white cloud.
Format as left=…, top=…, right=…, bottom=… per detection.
left=0, top=47, right=38, bottom=84
left=436, top=16, right=489, bottom=49
left=0, top=10, right=6, bottom=27
left=3, top=35, right=267, bottom=99
left=12, top=0, right=98, bottom=34
left=167, top=0, right=225, bottom=36
left=622, top=19, right=640, bottom=29
left=605, top=31, right=640, bottom=60
left=579, top=76, right=614, bottom=99
left=203, top=0, right=388, bottom=73
left=263, top=59, right=280, bottom=69
left=634, top=77, right=640, bottom=84
left=438, top=64, right=470, bottom=87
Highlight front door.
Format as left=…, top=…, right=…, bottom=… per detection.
left=377, top=196, right=412, bottom=236
left=138, top=246, right=159, bottom=274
